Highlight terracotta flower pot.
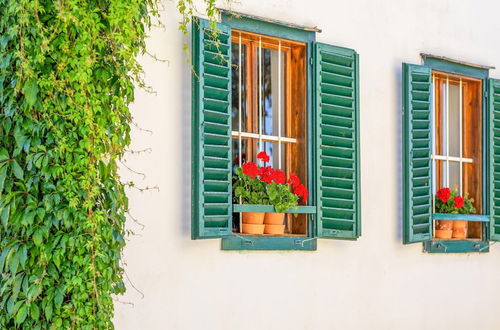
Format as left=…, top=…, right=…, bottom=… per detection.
left=242, top=212, right=265, bottom=224
left=436, top=220, right=453, bottom=231
left=242, top=223, right=265, bottom=235
left=264, top=212, right=285, bottom=225
left=435, top=229, right=453, bottom=239
left=264, top=224, right=285, bottom=235
left=452, top=220, right=468, bottom=239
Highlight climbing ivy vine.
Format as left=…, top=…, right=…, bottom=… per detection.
left=0, top=0, right=221, bottom=328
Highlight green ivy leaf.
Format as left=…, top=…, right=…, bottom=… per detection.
left=30, top=303, right=40, bottom=321
left=33, top=230, right=43, bottom=246
left=6, top=295, right=16, bottom=315
left=27, top=284, right=42, bottom=300
left=9, top=250, right=19, bottom=274
left=0, top=247, right=10, bottom=272
left=1, top=205, right=9, bottom=228
left=44, top=302, right=53, bottom=320
left=16, top=304, right=28, bottom=324
left=19, top=246, right=27, bottom=267
left=12, top=275, right=23, bottom=300
left=0, top=147, right=9, bottom=162
left=24, top=79, right=39, bottom=106
left=0, top=164, right=7, bottom=192
left=11, top=160, right=23, bottom=180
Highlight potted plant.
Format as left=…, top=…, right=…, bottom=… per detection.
left=233, top=158, right=269, bottom=235
left=434, top=187, right=476, bottom=239
left=233, top=152, right=308, bottom=235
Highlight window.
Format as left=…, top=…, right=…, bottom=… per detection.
left=191, top=12, right=361, bottom=250
left=402, top=55, right=500, bottom=253
left=231, top=30, right=308, bottom=236
left=432, top=72, right=483, bottom=240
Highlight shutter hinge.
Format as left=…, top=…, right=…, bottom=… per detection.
left=310, top=57, right=313, bottom=66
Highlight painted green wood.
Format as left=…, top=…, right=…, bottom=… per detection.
left=233, top=205, right=316, bottom=214
left=221, top=236, right=317, bottom=251
left=424, top=240, right=489, bottom=253
left=191, top=18, right=233, bottom=239
left=422, top=56, right=489, bottom=80
left=489, top=78, right=500, bottom=241
left=314, top=42, right=360, bottom=240
left=219, top=14, right=318, bottom=250
left=419, top=57, right=492, bottom=253
left=220, top=10, right=315, bottom=43
left=432, top=213, right=490, bottom=222
left=402, top=63, right=433, bottom=244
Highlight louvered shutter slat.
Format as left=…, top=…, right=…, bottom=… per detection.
left=402, top=63, right=433, bottom=244
left=315, top=43, right=361, bottom=240
left=192, top=18, right=232, bottom=239
left=489, top=79, right=500, bottom=241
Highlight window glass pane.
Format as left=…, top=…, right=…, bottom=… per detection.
left=231, top=138, right=249, bottom=173
left=448, top=83, right=460, bottom=157
left=261, top=48, right=285, bottom=137
left=439, top=160, right=461, bottom=191
left=448, top=161, right=460, bottom=192
left=262, top=141, right=286, bottom=170
left=231, top=42, right=248, bottom=133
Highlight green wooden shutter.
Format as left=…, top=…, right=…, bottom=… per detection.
left=191, top=18, right=232, bottom=239
left=489, top=78, right=500, bottom=241
left=314, top=43, right=361, bottom=239
left=402, top=63, right=433, bottom=244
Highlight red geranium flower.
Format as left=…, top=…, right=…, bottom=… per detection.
left=436, top=188, right=451, bottom=203
left=288, top=173, right=300, bottom=188
left=256, top=151, right=270, bottom=163
left=294, top=183, right=309, bottom=203
left=242, top=162, right=259, bottom=179
left=454, top=195, right=464, bottom=209
left=273, top=169, right=286, bottom=185
left=259, top=166, right=274, bottom=184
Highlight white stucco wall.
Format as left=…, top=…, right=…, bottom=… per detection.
left=114, top=1, right=500, bottom=329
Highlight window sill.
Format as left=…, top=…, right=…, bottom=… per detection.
left=432, top=213, right=490, bottom=222
left=233, top=204, right=316, bottom=214
left=423, top=239, right=489, bottom=253
left=226, top=205, right=316, bottom=250
left=221, top=235, right=317, bottom=250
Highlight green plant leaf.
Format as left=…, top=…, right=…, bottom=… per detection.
left=30, top=303, right=40, bottom=320
left=0, top=147, right=9, bottom=162
left=24, top=79, right=39, bottom=106
left=11, top=160, right=23, bottom=180
left=16, top=304, right=28, bottom=324
left=1, top=205, right=9, bottom=228
left=0, top=164, right=7, bottom=192
left=44, top=302, right=53, bottom=320
left=9, top=250, right=19, bottom=274
left=0, top=247, right=10, bottom=272
left=33, top=230, right=43, bottom=246
left=19, top=246, right=27, bottom=267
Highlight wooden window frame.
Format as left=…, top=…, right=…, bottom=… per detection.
left=220, top=12, right=318, bottom=250
left=432, top=71, right=483, bottom=240
left=422, top=55, right=491, bottom=253
left=230, top=30, right=309, bottom=237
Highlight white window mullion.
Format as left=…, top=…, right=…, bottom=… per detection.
left=238, top=34, right=242, bottom=167
left=258, top=37, right=263, bottom=161
left=231, top=131, right=297, bottom=143
left=446, top=77, right=450, bottom=187
left=238, top=34, right=242, bottom=231
left=459, top=78, right=463, bottom=195
left=432, top=75, right=436, bottom=213
left=432, top=155, right=473, bottom=163
left=278, top=40, right=282, bottom=169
